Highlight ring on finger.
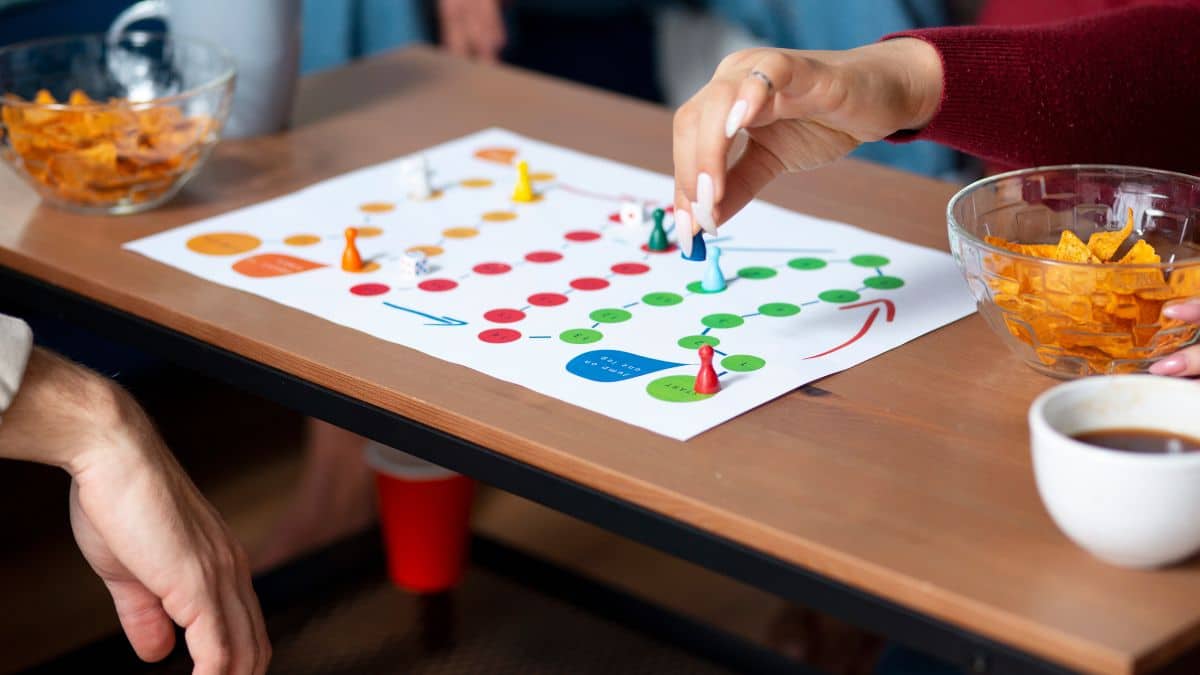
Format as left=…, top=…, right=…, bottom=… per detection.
left=748, top=69, right=774, bottom=93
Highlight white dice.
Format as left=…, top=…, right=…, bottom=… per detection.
left=619, top=200, right=644, bottom=228
left=398, top=250, right=430, bottom=279
left=399, top=155, right=433, bottom=200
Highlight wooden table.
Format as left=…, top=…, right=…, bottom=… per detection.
left=3, top=47, right=1200, bottom=675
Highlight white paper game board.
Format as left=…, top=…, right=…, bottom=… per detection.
left=126, top=129, right=975, bottom=439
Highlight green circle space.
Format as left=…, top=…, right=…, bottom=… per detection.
left=850, top=254, right=890, bottom=268
left=677, top=335, right=721, bottom=349
left=686, top=280, right=726, bottom=294
left=737, top=266, right=777, bottom=280
left=788, top=257, right=827, bottom=270
left=589, top=308, right=632, bottom=323
left=647, top=375, right=713, bottom=403
left=759, top=302, right=800, bottom=317
left=863, top=275, right=905, bottom=290
left=818, top=289, right=861, bottom=304
left=643, top=291, right=684, bottom=306
left=721, top=354, right=766, bottom=372
left=560, top=328, right=603, bottom=344
left=701, top=313, right=745, bottom=329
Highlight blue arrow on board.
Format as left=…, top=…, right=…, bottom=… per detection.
left=382, top=302, right=468, bottom=326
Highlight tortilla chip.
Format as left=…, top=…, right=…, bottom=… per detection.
left=1118, top=239, right=1161, bottom=265
left=1019, top=244, right=1059, bottom=259
left=978, top=227, right=1199, bottom=370
left=1, top=88, right=214, bottom=208
left=1086, top=208, right=1134, bottom=261
left=1055, top=230, right=1099, bottom=263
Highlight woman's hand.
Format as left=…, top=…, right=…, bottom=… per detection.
left=671, top=39, right=943, bottom=252
left=1151, top=303, right=1200, bottom=376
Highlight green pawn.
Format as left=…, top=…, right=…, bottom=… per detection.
left=647, top=207, right=669, bottom=251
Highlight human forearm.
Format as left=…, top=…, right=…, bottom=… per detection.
left=0, top=347, right=145, bottom=474
left=887, top=2, right=1200, bottom=172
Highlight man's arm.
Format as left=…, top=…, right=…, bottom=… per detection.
left=0, top=341, right=271, bottom=674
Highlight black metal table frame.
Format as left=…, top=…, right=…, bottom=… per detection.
left=1, top=264, right=1103, bottom=675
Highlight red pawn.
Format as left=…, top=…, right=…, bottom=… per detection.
left=694, top=344, right=720, bottom=394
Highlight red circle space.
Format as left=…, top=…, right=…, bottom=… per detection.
left=564, top=230, right=601, bottom=242
left=478, top=328, right=521, bottom=344
left=528, top=292, right=568, bottom=307
left=473, top=262, right=512, bottom=275
left=525, top=251, right=563, bottom=263
left=640, top=243, right=678, bottom=254
left=608, top=212, right=621, bottom=223
left=418, top=278, right=458, bottom=292
left=349, top=282, right=389, bottom=296
left=611, top=262, right=650, bottom=275
left=569, top=277, right=609, bottom=291
left=484, top=308, right=526, bottom=323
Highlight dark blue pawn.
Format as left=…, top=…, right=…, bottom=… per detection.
left=681, top=232, right=707, bottom=261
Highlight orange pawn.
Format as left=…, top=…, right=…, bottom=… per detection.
left=342, top=227, right=363, bottom=272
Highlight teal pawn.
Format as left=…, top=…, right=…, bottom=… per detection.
left=701, top=246, right=725, bottom=292
left=647, top=208, right=669, bottom=251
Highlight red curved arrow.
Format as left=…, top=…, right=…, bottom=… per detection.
left=804, top=299, right=896, bottom=360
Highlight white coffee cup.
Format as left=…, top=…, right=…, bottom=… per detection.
left=107, top=0, right=301, bottom=138
left=1029, top=375, right=1200, bottom=568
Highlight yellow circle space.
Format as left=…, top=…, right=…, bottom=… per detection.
left=357, top=226, right=383, bottom=238
left=443, top=227, right=480, bottom=239
left=187, top=232, right=261, bottom=256
left=284, top=234, right=321, bottom=246
left=359, top=202, right=396, bottom=213
left=460, top=178, right=494, bottom=188
left=482, top=210, right=517, bottom=222
left=407, top=245, right=445, bottom=257
left=530, top=171, right=556, bottom=182
left=348, top=261, right=381, bottom=274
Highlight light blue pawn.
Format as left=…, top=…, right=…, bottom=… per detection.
left=701, top=246, right=725, bottom=292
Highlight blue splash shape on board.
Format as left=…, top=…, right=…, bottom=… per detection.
left=566, top=350, right=686, bottom=383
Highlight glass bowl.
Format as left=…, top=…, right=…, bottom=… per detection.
left=948, top=165, right=1200, bottom=378
left=0, top=32, right=234, bottom=215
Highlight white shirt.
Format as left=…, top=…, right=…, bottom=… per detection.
left=0, top=313, right=33, bottom=416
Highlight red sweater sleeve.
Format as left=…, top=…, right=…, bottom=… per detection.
left=886, top=2, right=1200, bottom=173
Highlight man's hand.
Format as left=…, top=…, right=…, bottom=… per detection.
left=437, top=0, right=507, bottom=62
left=0, top=349, right=269, bottom=674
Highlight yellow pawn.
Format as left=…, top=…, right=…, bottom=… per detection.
left=511, top=160, right=535, bottom=203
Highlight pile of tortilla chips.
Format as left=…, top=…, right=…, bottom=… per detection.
left=983, top=208, right=1200, bottom=373
left=0, top=88, right=215, bottom=208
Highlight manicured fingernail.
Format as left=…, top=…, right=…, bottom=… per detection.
left=725, top=99, right=747, bottom=138
left=1150, top=356, right=1186, bottom=376
left=1163, top=302, right=1200, bottom=322
left=692, top=201, right=717, bottom=236
left=695, top=173, right=718, bottom=235
left=676, top=209, right=694, bottom=257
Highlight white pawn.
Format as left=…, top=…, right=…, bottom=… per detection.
left=398, top=250, right=429, bottom=280
left=399, top=155, right=433, bottom=200
left=619, top=200, right=644, bottom=228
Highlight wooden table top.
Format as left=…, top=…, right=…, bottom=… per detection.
left=2, top=46, right=1198, bottom=675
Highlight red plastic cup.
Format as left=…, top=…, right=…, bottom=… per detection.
left=365, top=443, right=475, bottom=593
